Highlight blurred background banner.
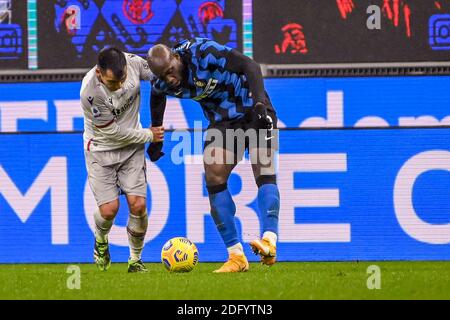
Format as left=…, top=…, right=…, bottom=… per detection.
left=37, top=0, right=242, bottom=69
left=0, top=0, right=28, bottom=69
left=253, top=0, right=450, bottom=64
left=4, top=0, right=450, bottom=70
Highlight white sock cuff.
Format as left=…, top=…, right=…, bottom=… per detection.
left=127, top=212, right=148, bottom=236
left=94, top=208, right=114, bottom=230
left=263, top=231, right=278, bottom=246
left=227, top=243, right=244, bottom=256
left=129, top=212, right=148, bottom=219
left=94, top=208, right=114, bottom=242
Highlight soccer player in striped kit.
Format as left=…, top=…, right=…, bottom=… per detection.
left=147, top=38, right=280, bottom=273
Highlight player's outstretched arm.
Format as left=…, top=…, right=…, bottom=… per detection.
left=198, top=39, right=266, bottom=105
left=224, top=48, right=267, bottom=106
left=97, top=118, right=155, bottom=144
left=83, top=93, right=155, bottom=144
left=147, top=87, right=167, bottom=161
left=199, top=40, right=271, bottom=129
left=224, top=49, right=273, bottom=130
left=150, top=87, right=167, bottom=127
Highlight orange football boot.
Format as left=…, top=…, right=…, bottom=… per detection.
left=250, top=238, right=276, bottom=266
left=213, top=253, right=249, bottom=273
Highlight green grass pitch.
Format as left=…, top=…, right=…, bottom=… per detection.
left=1, top=262, right=449, bottom=300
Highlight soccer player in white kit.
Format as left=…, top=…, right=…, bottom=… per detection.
left=80, top=47, right=164, bottom=272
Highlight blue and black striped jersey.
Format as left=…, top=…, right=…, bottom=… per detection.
left=152, top=38, right=255, bottom=124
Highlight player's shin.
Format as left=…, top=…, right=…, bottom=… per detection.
left=94, top=208, right=114, bottom=243
left=127, top=213, right=148, bottom=262
left=207, top=183, right=243, bottom=255
left=256, top=175, right=280, bottom=247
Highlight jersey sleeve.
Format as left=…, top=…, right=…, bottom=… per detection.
left=97, top=120, right=153, bottom=144
left=196, top=40, right=232, bottom=70
left=128, top=53, right=153, bottom=80
left=137, top=56, right=153, bottom=81
left=150, top=87, right=167, bottom=127
left=224, top=49, right=267, bottom=104
left=197, top=40, right=267, bottom=105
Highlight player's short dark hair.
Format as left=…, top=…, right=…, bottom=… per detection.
left=97, top=47, right=127, bottom=79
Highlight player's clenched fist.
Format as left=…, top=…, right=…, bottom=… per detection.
left=150, top=126, right=165, bottom=142
left=147, top=126, right=165, bottom=162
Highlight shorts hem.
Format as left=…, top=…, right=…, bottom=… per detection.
left=123, top=192, right=147, bottom=199
left=96, top=196, right=119, bottom=207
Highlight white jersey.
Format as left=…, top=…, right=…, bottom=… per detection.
left=80, top=53, right=154, bottom=151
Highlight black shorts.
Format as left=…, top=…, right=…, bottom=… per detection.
left=204, top=109, right=279, bottom=161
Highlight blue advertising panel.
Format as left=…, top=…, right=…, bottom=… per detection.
left=0, top=76, right=449, bottom=132
left=1, top=76, right=449, bottom=263
left=0, top=128, right=450, bottom=263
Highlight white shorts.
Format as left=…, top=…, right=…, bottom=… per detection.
left=84, top=144, right=147, bottom=206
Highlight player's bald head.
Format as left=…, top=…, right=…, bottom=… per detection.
left=147, top=44, right=184, bottom=88
left=147, top=44, right=173, bottom=74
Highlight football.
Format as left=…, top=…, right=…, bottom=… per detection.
left=161, top=237, right=199, bottom=272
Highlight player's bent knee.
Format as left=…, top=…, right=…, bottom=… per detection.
left=99, top=200, right=120, bottom=220
left=204, top=166, right=230, bottom=186
left=128, top=196, right=147, bottom=215
left=205, top=175, right=228, bottom=187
